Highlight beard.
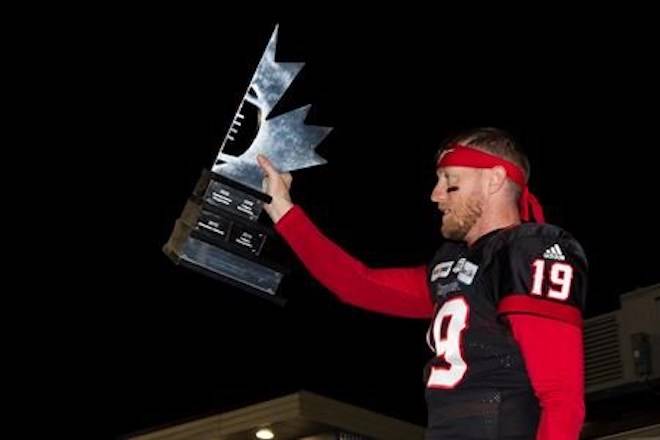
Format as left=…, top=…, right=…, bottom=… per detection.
left=441, top=195, right=484, bottom=241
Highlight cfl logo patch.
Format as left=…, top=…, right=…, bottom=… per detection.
left=457, top=261, right=479, bottom=285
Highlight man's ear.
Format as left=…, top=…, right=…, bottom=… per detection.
left=488, top=165, right=508, bottom=194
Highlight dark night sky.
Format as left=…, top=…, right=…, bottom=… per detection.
left=72, top=12, right=659, bottom=439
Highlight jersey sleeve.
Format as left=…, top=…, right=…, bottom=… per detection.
left=275, top=205, right=434, bottom=319
left=508, top=313, right=585, bottom=439
left=496, top=229, right=588, bottom=327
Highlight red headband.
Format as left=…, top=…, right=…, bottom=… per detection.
left=437, top=145, right=545, bottom=223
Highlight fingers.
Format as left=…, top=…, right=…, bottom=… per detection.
left=257, top=154, right=276, bottom=175
left=257, top=155, right=292, bottom=187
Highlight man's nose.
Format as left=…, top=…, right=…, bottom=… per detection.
left=431, top=184, right=446, bottom=203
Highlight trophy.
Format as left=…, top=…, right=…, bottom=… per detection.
left=163, top=25, right=332, bottom=303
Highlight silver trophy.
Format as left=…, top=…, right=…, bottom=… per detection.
left=163, top=25, right=332, bottom=303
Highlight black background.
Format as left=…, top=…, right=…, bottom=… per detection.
left=48, top=10, right=659, bottom=438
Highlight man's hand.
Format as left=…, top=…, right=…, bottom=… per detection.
left=257, top=154, right=294, bottom=223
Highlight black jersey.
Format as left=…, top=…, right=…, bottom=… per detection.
left=423, top=223, right=588, bottom=438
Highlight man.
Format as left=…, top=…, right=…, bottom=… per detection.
left=257, top=127, right=587, bottom=439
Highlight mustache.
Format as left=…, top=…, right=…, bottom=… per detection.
left=439, top=197, right=483, bottom=216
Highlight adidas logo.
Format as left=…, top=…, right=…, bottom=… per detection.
left=543, top=244, right=565, bottom=261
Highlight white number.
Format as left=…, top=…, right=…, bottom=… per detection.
left=530, top=260, right=574, bottom=300
left=548, top=262, right=574, bottom=300
left=531, top=260, right=545, bottom=296
left=427, top=297, right=469, bottom=389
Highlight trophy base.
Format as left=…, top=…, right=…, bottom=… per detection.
left=163, top=169, right=288, bottom=305
left=164, top=235, right=285, bottom=305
